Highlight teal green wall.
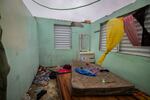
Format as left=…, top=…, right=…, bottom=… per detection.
left=36, top=17, right=91, bottom=66
left=0, top=0, right=39, bottom=100
left=91, top=0, right=150, bottom=95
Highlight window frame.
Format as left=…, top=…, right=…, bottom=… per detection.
left=99, top=11, right=150, bottom=58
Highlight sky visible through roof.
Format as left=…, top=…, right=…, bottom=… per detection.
left=23, top=0, right=136, bottom=22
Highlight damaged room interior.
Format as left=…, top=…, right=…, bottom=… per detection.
left=0, top=0, right=150, bottom=100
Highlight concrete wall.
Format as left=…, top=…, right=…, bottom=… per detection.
left=0, top=0, right=39, bottom=100
left=91, top=0, right=150, bottom=95
left=36, top=17, right=91, bottom=66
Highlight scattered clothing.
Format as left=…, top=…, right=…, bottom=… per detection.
left=133, top=5, right=150, bottom=46
left=88, top=67, right=100, bottom=74
left=56, top=64, right=72, bottom=74
left=25, top=66, right=61, bottom=100
left=123, top=15, right=141, bottom=46
left=57, top=68, right=71, bottom=74
left=33, top=64, right=72, bottom=85
left=34, top=87, right=43, bottom=94
left=75, top=67, right=96, bottom=76
left=63, top=64, right=71, bottom=70
left=33, top=67, right=51, bottom=86
left=49, top=71, right=57, bottom=79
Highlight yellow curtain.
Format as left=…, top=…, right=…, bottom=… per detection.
left=97, top=18, right=124, bottom=65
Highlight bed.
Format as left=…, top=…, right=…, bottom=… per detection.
left=71, top=61, right=135, bottom=96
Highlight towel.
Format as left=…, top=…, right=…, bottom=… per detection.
left=75, top=67, right=96, bottom=77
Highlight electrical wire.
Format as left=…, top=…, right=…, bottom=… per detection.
left=31, top=0, right=101, bottom=10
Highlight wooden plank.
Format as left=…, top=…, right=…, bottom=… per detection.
left=57, top=74, right=72, bottom=100
left=57, top=73, right=150, bottom=100
left=133, top=92, right=150, bottom=100
left=116, top=96, right=137, bottom=100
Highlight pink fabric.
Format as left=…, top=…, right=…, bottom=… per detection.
left=57, top=68, right=71, bottom=74
left=123, top=15, right=141, bottom=46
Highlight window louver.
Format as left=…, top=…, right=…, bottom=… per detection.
left=54, top=25, right=72, bottom=49
left=99, top=23, right=118, bottom=52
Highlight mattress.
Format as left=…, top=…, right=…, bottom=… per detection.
left=71, top=61, right=135, bottom=96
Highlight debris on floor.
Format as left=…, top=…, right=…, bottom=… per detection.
left=36, top=88, right=47, bottom=100
left=23, top=93, right=31, bottom=100
left=33, top=66, right=51, bottom=86
left=24, top=65, right=72, bottom=100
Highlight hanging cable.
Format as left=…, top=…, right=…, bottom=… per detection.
left=31, top=0, right=101, bottom=10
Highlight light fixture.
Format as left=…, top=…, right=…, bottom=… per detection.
left=70, top=22, right=84, bottom=27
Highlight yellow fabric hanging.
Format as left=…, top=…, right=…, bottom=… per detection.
left=97, top=18, right=124, bottom=65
